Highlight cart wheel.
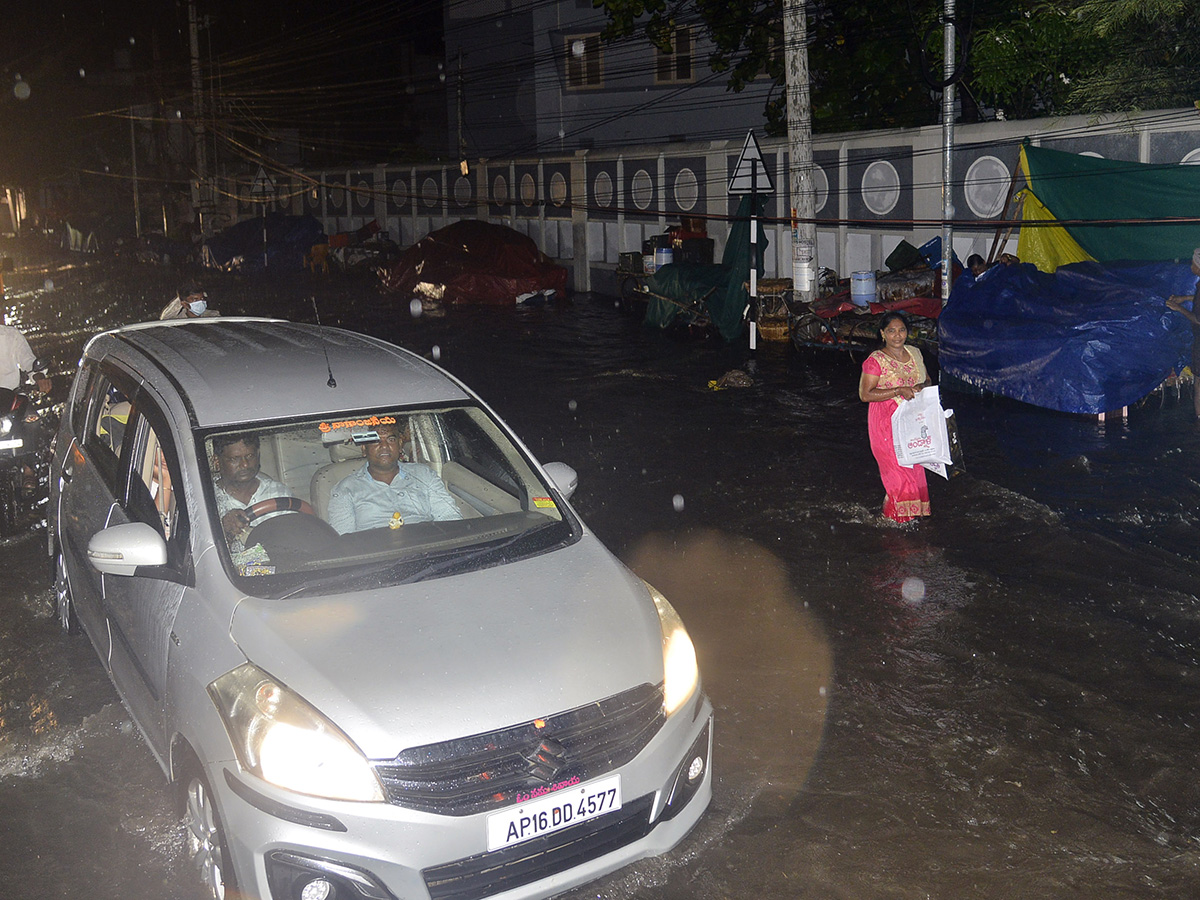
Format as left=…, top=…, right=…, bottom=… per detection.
left=791, top=313, right=828, bottom=345
left=619, top=276, right=644, bottom=313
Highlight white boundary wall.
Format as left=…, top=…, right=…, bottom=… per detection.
left=236, top=109, right=1200, bottom=293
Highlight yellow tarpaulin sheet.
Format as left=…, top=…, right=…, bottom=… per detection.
left=1015, top=144, right=1097, bottom=273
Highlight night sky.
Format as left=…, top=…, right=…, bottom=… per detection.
left=0, top=0, right=445, bottom=186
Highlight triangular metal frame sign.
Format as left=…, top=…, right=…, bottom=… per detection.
left=250, top=165, right=277, bottom=197
left=728, top=131, right=774, bottom=194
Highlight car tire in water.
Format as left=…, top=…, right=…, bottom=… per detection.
left=54, top=548, right=80, bottom=635
left=183, top=762, right=235, bottom=900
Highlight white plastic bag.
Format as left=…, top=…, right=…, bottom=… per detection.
left=891, top=385, right=952, bottom=472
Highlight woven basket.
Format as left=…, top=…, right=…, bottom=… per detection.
left=757, top=317, right=790, bottom=342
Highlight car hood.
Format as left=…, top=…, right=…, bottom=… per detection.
left=228, top=537, right=665, bottom=760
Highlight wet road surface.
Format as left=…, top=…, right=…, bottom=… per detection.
left=1, top=245, right=1198, bottom=899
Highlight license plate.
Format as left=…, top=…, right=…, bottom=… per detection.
left=485, top=773, right=622, bottom=852
left=0, top=438, right=22, bottom=450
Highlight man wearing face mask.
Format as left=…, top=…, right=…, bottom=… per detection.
left=159, top=282, right=219, bottom=320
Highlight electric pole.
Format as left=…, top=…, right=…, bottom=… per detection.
left=188, top=0, right=210, bottom=231
left=941, top=0, right=956, bottom=302
left=457, top=52, right=466, bottom=162
left=784, top=0, right=816, bottom=306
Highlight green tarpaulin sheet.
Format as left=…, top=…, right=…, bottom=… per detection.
left=1023, top=142, right=1200, bottom=263
left=643, top=194, right=767, bottom=341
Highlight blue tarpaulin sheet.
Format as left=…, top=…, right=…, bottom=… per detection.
left=939, top=261, right=1195, bottom=414
left=201, top=213, right=325, bottom=272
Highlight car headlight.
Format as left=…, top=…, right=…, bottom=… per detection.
left=209, top=663, right=385, bottom=802
left=645, top=582, right=699, bottom=717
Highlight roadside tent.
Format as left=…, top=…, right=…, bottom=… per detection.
left=940, top=144, right=1200, bottom=413
left=1017, top=143, right=1200, bottom=272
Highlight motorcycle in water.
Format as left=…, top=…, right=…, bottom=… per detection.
left=0, top=383, right=55, bottom=536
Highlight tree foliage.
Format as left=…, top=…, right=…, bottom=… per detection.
left=593, top=0, right=1200, bottom=132
left=1063, top=0, right=1200, bottom=112
left=967, top=1, right=1103, bottom=120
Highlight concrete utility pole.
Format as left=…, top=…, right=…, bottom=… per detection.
left=457, top=52, right=467, bottom=162
left=785, top=0, right=816, bottom=306
left=940, top=0, right=956, bottom=301
left=188, top=0, right=210, bottom=230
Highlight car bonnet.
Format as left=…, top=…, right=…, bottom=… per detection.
left=226, top=536, right=666, bottom=761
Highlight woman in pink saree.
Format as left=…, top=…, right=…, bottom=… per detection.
left=858, top=312, right=932, bottom=522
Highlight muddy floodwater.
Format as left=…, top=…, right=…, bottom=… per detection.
left=1, top=244, right=1199, bottom=900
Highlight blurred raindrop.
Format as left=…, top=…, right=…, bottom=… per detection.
left=13, top=78, right=30, bottom=101
left=568, top=399, right=577, bottom=412
left=409, top=298, right=423, bottom=318
left=900, top=576, right=926, bottom=604
left=43, top=279, right=54, bottom=292
left=431, top=344, right=441, bottom=361
left=672, top=494, right=685, bottom=512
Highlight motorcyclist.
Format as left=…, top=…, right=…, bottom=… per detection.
left=0, top=311, right=52, bottom=493
left=0, top=312, right=51, bottom=395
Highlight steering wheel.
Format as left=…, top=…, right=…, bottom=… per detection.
left=243, top=496, right=317, bottom=523
left=241, top=496, right=337, bottom=568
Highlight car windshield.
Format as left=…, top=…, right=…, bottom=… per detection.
left=201, top=404, right=577, bottom=597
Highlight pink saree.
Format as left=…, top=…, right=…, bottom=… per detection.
left=862, top=347, right=931, bottom=522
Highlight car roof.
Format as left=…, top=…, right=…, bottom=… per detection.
left=86, top=318, right=471, bottom=428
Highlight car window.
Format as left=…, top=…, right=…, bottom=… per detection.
left=201, top=404, right=577, bottom=596
left=81, top=368, right=139, bottom=494
left=124, top=404, right=191, bottom=573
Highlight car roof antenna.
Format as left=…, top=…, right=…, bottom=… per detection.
left=310, top=296, right=337, bottom=388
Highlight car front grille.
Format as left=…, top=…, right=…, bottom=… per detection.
left=421, top=794, right=655, bottom=900
left=373, top=682, right=664, bottom=816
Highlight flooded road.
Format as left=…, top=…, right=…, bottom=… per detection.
left=2, top=244, right=1198, bottom=899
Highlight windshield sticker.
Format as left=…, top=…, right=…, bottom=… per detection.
left=241, top=564, right=276, bottom=576
left=352, top=431, right=380, bottom=444
left=319, top=415, right=396, bottom=434
left=532, top=497, right=556, bottom=509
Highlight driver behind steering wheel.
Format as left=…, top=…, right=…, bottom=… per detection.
left=212, top=433, right=293, bottom=555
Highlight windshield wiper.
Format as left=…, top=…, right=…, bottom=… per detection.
left=396, top=519, right=559, bottom=585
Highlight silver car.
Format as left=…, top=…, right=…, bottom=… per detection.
left=50, top=318, right=712, bottom=900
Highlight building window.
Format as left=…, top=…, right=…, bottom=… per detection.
left=655, top=26, right=693, bottom=84
left=566, top=34, right=603, bottom=89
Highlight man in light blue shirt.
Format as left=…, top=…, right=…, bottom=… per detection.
left=327, top=422, right=463, bottom=534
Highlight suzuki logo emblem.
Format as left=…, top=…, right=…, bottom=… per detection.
left=524, top=737, right=567, bottom=783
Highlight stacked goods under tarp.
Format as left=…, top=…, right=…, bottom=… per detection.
left=643, top=194, right=765, bottom=341
left=201, top=213, right=325, bottom=271
left=941, top=260, right=1193, bottom=415
left=940, top=143, right=1200, bottom=413
left=378, top=220, right=568, bottom=305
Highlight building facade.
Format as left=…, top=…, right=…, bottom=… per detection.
left=441, top=0, right=777, bottom=158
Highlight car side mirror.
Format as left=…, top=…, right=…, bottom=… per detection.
left=88, top=522, right=168, bottom=576
left=542, top=462, right=577, bottom=500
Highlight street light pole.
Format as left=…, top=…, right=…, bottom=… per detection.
left=785, top=0, right=816, bottom=306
